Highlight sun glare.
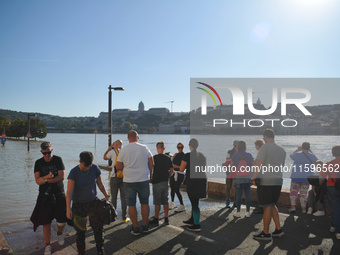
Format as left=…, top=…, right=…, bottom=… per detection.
left=290, top=0, right=336, bottom=12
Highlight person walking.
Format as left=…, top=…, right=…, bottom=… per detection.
left=66, top=151, right=110, bottom=255
left=103, top=140, right=130, bottom=222
left=116, top=131, right=154, bottom=235
left=30, top=142, right=67, bottom=255
left=252, top=129, right=286, bottom=241
left=180, top=138, right=207, bottom=232
left=289, top=142, right=318, bottom=213
left=169, top=142, right=186, bottom=212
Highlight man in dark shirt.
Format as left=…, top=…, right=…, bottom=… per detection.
left=31, top=142, right=67, bottom=255
left=149, top=141, right=173, bottom=226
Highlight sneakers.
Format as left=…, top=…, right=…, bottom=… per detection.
left=57, top=233, right=65, bottom=246
left=175, top=204, right=185, bottom=212
left=225, top=202, right=231, bottom=208
left=336, top=233, right=340, bottom=240
left=254, top=207, right=263, bottom=214
left=183, top=218, right=194, bottom=225
left=44, top=245, right=51, bottom=255
left=245, top=211, right=251, bottom=218
left=187, top=224, right=201, bottom=232
left=142, top=224, right=150, bottom=233
left=130, top=226, right=141, bottom=236
left=233, top=212, right=241, bottom=218
left=302, top=208, right=307, bottom=214
left=307, top=207, right=313, bottom=215
left=163, top=218, right=169, bottom=225
left=253, top=231, right=272, bottom=241
left=169, top=202, right=176, bottom=209
left=149, top=217, right=159, bottom=226
left=288, top=207, right=296, bottom=213
left=313, top=210, right=325, bottom=216
left=122, top=217, right=131, bottom=223
left=272, top=228, right=285, bottom=238
left=330, top=226, right=335, bottom=233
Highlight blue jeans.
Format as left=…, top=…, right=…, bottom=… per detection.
left=327, top=186, right=340, bottom=233
left=236, top=186, right=251, bottom=212
left=124, top=181, right=150, bottom=206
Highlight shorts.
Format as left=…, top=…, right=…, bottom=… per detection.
left=55, top=193, right=67, bottom=223
left=152, top=182, right=169, bottom=205
left=124, top=181, right=150, bottom=206
left=257, top=185, right=282, bottom=208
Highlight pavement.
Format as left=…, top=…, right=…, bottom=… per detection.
left=1, top=189, right=340, bottom=255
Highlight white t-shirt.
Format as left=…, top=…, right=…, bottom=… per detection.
left=117, top=142, right=153, bottom=183
left=107, top=149, right=118, bottom=178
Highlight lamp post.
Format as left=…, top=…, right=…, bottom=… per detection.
left=27, top=113, right=36, bottom=151
left=108, top=86, right=124, bottom=165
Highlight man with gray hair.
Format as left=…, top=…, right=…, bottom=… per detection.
left=116, top=131, right=154, bottom=235
left=30, top=142, right=67, bottom=255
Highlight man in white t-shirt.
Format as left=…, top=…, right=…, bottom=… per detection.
left=116, top=131, right=154, bottom=235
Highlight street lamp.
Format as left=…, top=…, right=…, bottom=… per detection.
left=108, top=86, right=124, bottom=165
left=27, top=113, right=36, bottom=151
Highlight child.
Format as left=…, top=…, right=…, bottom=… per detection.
left=149, top=142, right=174, bottom=225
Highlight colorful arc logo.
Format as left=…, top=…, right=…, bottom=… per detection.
left=196, top=82, right=223, bottom=106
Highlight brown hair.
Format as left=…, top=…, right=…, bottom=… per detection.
left=254, top=139, right=264, bottom=148
left=237, top=140, right=246, bottom=152
left=156, top=141, right=165, bottom=149
left=332, top=145, right=340, bottom=157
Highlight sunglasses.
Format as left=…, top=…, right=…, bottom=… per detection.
left=177, top=146, right=183, bottom=149
left=42, top=151, right=52, bottom=155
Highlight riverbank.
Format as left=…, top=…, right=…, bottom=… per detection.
left=1, top=186, right=339, bottom=255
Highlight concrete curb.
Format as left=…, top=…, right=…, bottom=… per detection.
left=0, top=231, right=13, bottom=255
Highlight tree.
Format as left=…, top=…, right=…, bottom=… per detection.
left=0, top=116, right=10, bottom=133
left=30, top=118, right=47, bottom=139
left=7, top=118, right=26, bottom=138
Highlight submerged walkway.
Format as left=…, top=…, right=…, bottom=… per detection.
left=1, top=189, right=340, bottom=255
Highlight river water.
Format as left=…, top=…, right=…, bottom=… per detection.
left=0, top=133, right=339, bottom=224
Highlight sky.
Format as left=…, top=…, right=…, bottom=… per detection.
left=1, top=0, right=340, bottom=117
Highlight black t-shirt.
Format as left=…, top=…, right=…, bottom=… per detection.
left=152, top=153, right=173, bottom=184
left=34, top=155, right=65, bottom=194
left=173, top=152, right=184, bottom=171
left=183, top=151, right=207, bottom=198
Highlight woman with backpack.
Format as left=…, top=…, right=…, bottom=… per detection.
left=230, top=140, right=254, bottom=218
left=320, top=145, right=340, bottom=240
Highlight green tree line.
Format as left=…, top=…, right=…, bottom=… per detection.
left=0, top=116, right=47, bottom=139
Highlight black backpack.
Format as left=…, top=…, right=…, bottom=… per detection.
left=97, top=200, right=117, bottom=225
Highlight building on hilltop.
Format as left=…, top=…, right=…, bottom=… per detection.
left=99, top=101, right=172, bottom=120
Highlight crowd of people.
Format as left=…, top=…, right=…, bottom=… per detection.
left=30, top=129, right=340, bottom=254
left=223, top=129, right=340, bottom=241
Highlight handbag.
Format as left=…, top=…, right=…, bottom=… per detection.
left=307, top=174, right=320, bottom=186
left=97, top=200, right=117, bottom=225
